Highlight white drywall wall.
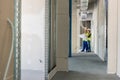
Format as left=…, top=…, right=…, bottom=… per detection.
left=117, top=0, right=120, bottom=77
left=21, top=0, right=45, bottom=71
left=108, top=0, right=118, bottom=73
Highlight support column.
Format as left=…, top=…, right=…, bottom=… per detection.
left=92, top=1, right=98, bottom=54
left=108, top=0, right=118, bottom=74
left=56, top=0, right=69, bottom=71
left=77, top=9, right=80, bottom=53
left=117, top=0, right=120, bottom=77
left=72, top=0, right=78, bottom=53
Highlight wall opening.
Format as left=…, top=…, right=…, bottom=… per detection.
left=69, top=0, right=108, bottom=75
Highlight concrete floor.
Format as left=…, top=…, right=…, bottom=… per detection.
left=51, top=71, right=120, bottom=80
left=51, top=53, right=120, bottom=80
left=69, top=53, right=107, bottom=74
left=21, top=70, right=45, bottom=80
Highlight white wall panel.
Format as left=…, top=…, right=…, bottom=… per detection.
left=21, top=0, right=45, bottom=80
left=117, top=0, right=120, bottom=77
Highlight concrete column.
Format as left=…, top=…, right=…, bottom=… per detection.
left=56, top=0, right=69, bottom=71
left=108, top=0, right=118, bottom=74
left=97, top=0, right=107, bottom=61
left=117, top=0, right=120, bottom=77
left=91, top=2, right=98, bottom=53
left=77, top=9, right=80, bottom=53
left=72, top=1, right=78, bottom=53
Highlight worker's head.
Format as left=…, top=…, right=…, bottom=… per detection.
left=87, top=29, right=91, bottom=33
left=84, top=29, right=87, bottom=33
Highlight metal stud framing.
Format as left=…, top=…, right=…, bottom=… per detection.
left=14, top=0, right=21, bottom=80
left=14, top=0, right=50, bottom=80
left=45, top=0, right=49, bottom=79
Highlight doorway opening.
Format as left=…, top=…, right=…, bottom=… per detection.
left=69, top=0, right=108, bottom=75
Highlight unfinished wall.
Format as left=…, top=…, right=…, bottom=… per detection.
left=0, top=0, right=14, bottom=79
left=56, top=0, right=69, bottom=71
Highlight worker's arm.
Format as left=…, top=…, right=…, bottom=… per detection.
left=87, top=28, right=91, bottom=31
left=87, top=27, right=91, bottom=31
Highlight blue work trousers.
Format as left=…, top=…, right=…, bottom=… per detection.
left=81, top=41, right=88, bottom=52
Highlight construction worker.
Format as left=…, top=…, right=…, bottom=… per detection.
left=80, top=26, right=88, bottom=52
left=87, top=29, right=91, bottom=52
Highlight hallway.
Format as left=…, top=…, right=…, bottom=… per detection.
left=51, top=53, right=120, bottom=80
left=51, top=71, right=120, bottom=80
left=69, top=53, right=107, bottom=74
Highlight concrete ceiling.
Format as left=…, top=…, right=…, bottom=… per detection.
left=72, top=0, right=97, bottom=21
left=73, top=0, right=96, bottom=4
left=89, top=0, right=96, bottom=4
left=80, top=0, right=96, bottom=21
left=80, top=0, right=89, bottom=10
left=73, top=0, right=98, bottom=10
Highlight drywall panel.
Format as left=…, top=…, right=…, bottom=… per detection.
left=21, top=0, right=45, bottom=79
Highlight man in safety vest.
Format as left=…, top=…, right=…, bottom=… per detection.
left=87, top=29, right=91, bottom=52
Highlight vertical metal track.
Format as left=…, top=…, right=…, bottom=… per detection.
left=14, top=0, right=21, bottom=80
left=45, top=0, right=49, bottom=79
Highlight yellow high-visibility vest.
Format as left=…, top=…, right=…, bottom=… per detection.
left=87, top=33, right=91, bottom=41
